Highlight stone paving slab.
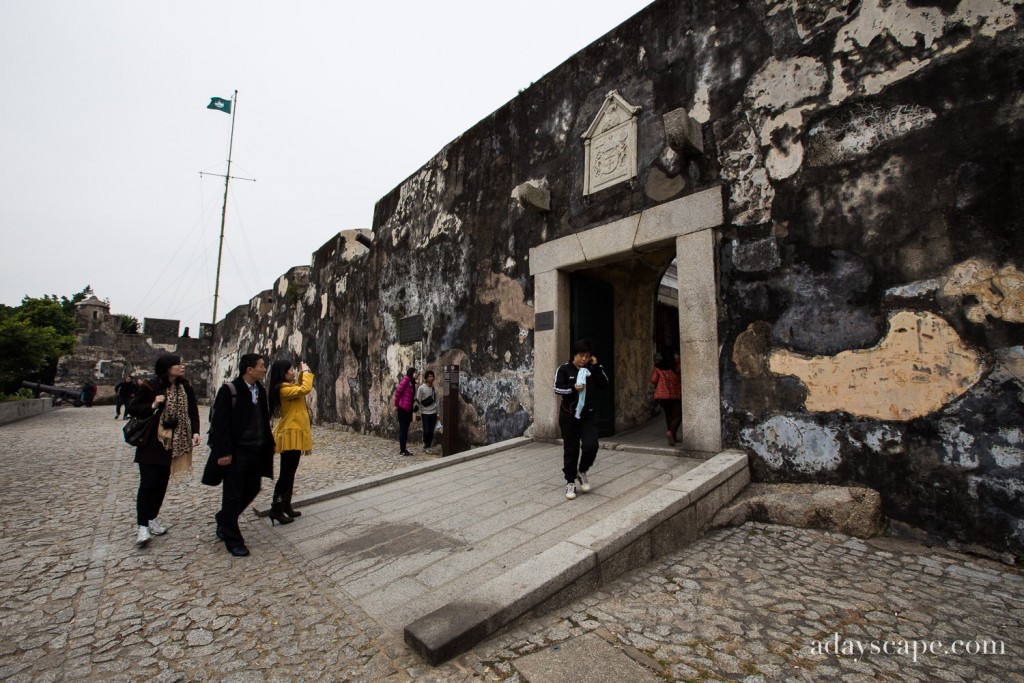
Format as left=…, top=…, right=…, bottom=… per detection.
left=1, top=407, right=1022, bottom=682
left=284, top=441, right=702, bottom=635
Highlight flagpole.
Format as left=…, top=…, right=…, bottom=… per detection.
left=211, top=89, right=238, bottom=328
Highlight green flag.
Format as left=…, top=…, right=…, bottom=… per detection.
left=207, top=97, right=232, bottom=114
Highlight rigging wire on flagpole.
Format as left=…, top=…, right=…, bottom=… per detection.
left=202, top=89, right=256, bottom=329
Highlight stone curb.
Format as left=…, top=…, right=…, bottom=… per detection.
left=252, top=436, right=533, bottom=517
left=403, top=450, right=750, bottom=665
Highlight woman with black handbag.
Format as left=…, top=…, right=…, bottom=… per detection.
left=127, top=353, right=201, bottom=546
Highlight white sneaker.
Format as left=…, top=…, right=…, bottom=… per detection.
left=565, top=482, right=577, bottom=500
left=135, top=525, right=151, bottom=546
left=577, top=472, right=591, bottom=493
left=148, top=519, right=168, bottom=536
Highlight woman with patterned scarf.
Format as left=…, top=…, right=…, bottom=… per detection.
left=127, top=353, right=201, bottom=546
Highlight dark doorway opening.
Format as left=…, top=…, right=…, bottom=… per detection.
left=570, top=273, right=615, bottom=437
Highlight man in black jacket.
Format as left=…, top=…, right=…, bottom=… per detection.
left=113, top=376, right=137, bottom=419
left=204, top=353, right=275, bottom=557
left=553, top=339, right=609, bottom=500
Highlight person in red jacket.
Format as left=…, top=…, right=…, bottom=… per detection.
left=393, top=367, right=418, bottom=456
left=650, top=345, right=682, bottom=446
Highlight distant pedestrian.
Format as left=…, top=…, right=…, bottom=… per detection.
left=128, top=354, right=201, bottom=546
left=81, top=380, right=97, bottom=407
left=114, top=375, right=137, bottom=420
left=554, top=340, right=608, bottom=500
left=651, top=345, right=682, bottom=446
left=393, top=367, right=418, bottom=456
left=268, top=359, right=314, bottom=525
left=416, top=370, right=439, bottom=454
left=203, top=354, right=275, bottom=557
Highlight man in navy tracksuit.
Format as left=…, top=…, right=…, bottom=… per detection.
left=553, top=339, right=609, bottom=500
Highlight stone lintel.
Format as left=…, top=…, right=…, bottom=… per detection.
left=635, top=185, right=724, bottom=249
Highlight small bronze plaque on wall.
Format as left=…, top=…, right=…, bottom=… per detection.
left=535, top=311, right=554, bottom=331
left=399, top=315, right=424, bottom=344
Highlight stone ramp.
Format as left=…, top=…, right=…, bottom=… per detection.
left=260, top=439, right=748, bottom=665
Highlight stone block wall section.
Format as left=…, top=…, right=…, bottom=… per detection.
left=0, top=399, right=53, bottom=426
left=211, top=0, right=1024, bottom=557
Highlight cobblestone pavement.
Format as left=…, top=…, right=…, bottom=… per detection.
left=1, top=407, right=1022, bottom=682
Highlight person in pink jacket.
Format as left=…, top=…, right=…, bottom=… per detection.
left=393, top=367, right=418, bottom=456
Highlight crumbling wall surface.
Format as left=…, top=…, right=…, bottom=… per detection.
left=210, top=0, right=1023, bottom=555
left=717, top=0, right=1024, bottom=557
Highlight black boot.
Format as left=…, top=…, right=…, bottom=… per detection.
left=268, top=495, right=294, bottom=526
left=282, top=492, right=301, bottom=518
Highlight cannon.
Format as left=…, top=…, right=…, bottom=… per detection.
left=21, top=381, right=84, bottom=406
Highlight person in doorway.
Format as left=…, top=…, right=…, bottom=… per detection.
left=651, top=345, right=682, bottom=446
left=128, top=354, right=201, bottom=546
left=268, top=358, right=314, bottom=525
left=204, top=354, right=275, bottom=557
left=554, top=339, right=609, bottom=500
left=114, top=375, right=137, bottom=419
left=416, top=370, right=439, bottom=454
left=393, top=367, right=418, bottom=456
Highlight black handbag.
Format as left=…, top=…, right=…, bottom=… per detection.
left=123, top=414, right=158, bottom=447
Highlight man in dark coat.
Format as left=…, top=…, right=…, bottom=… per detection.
left=203, top=353, right=275, bottom=557
left=114, top=376, right=137, bottom=419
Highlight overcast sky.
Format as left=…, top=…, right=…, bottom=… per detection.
left=0, top=0, right=652, bottom=335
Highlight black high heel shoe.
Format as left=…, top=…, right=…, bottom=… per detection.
left=269, top=496, right=294, bottom=526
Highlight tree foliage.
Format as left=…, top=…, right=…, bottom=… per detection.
left=116, top=314, right=140, bottom=334
left=0, top=285, right=91, bottom=392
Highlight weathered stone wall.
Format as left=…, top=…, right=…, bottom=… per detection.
left=211, top=0, right=1024, bottom=555
left=58, top=309, right=212, bottom=400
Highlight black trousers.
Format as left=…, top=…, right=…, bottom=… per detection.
left=421, top=414, right=438, bottom=448
left=215, top=448, right=264, bottom=548
left=559, top=409, right=599, bottom=483
left=137, top=462, right=170, bottom=526
left=274, top=450, right=301, bottom=499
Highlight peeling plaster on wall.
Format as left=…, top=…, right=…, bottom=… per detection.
left=885, top=277, right=943, bottom=300
left=805, top=104, right=936, bottom=167
left=739, top=414, right=841, bottom=473
left=745, top=56, right=828, bottom=113
left=275, top=324, right=287, bottom=349
left=967, top=474, right=1024, bottom=501
left=477, top=272, right=534, bottom=329
left=835, top=0, right=1022, bottom=96
left=759, top=105, right=811, bottom=178
left=992, top=431, right=1024, bottom=469
left=720, top=116, right=774, bottom=225
left=770, top=310, right=987, bottom=421
left=994, top=346, right=1024, bottom=384
left=766, top=0, right=852, bottom=41
left=939, top=421, right=979, bottom=470
left=319, top=293, right=328, bottom=320
left=838, top=0, right=945, bottom=52
left=417, top=211, right=464, bottom=250
left=848, top=424, right=904, bottom=455
left=940, top=259, right=1024, bottom=324
left=691, top=83, right=711, bottom=124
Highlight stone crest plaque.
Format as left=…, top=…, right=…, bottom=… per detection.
left=582, top=90, right=641, bottom=195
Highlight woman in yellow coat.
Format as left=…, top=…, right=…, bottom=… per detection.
left=268, top=359, right=314, bottom=524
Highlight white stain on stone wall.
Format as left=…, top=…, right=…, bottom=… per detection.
left=806, top=104, right=936, bottom=166
left=939, top=421, right=979, bottom=470
left=745, top=56, right=828, bottom=113
left=740, top=414, right=842, bottom=473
